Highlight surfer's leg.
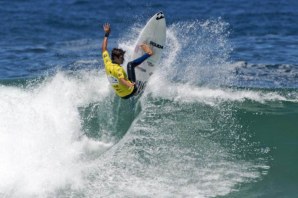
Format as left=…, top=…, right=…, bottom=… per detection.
left=127, top=62, right=136, bottom=82
left=130, top=53, right=151, bottom=67
left=127, top=53, right=151, bottom=82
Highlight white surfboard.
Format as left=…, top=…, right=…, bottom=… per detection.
left=132, top=12, right=166, bottom=92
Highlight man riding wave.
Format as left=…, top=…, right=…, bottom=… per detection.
left=101, top=23, right=153, bottom=99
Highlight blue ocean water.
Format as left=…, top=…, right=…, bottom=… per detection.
left=1, top=0, right=298, bottom=197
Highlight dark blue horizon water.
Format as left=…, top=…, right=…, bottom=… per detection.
left=1, top=1, right=298, bottom=198
left=1, top=0, right=298, bottom=87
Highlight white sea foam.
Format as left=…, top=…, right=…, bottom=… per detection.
left=0, top=71, right=112, bottom=197
left=147, top=78, right=290, bottom=105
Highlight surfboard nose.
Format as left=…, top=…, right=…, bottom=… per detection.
left=156, top=12, right=165, bottom=20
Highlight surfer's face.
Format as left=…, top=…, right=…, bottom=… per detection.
left=119, top=54, right=124, bottom=63
left=114, top=54, right=124, bottom=64
left=111, top=48, right=125, bottom=65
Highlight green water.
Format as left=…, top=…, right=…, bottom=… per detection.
left=224, top=101, right=298, bottom=197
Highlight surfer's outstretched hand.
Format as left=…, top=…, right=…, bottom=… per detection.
left=140, top=43, right=153, bottom=56
left=103, top=23, right=111, bottom=34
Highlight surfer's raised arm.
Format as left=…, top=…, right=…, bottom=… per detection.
left=102, top=23, right=110, bottom=53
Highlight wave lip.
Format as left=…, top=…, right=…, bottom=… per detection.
left=147, top=76, right=295, bottom=105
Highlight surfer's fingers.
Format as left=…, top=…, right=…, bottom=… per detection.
left=103, top=23, right=109, bottom=27
left=103, top=23, right=111, bottom=32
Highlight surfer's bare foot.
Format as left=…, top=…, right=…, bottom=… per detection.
left=140, top=43, right=153, bottom=56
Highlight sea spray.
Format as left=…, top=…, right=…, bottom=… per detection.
left=0, top=71, right=112, bottom=197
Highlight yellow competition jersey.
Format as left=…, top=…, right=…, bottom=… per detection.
left=102, top=50, right=133, bottom=97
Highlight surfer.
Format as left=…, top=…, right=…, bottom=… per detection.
left=101, top=23, right=153, bottom=99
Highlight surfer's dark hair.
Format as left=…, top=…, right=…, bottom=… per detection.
left=111, top=48, right=125, bottom=61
